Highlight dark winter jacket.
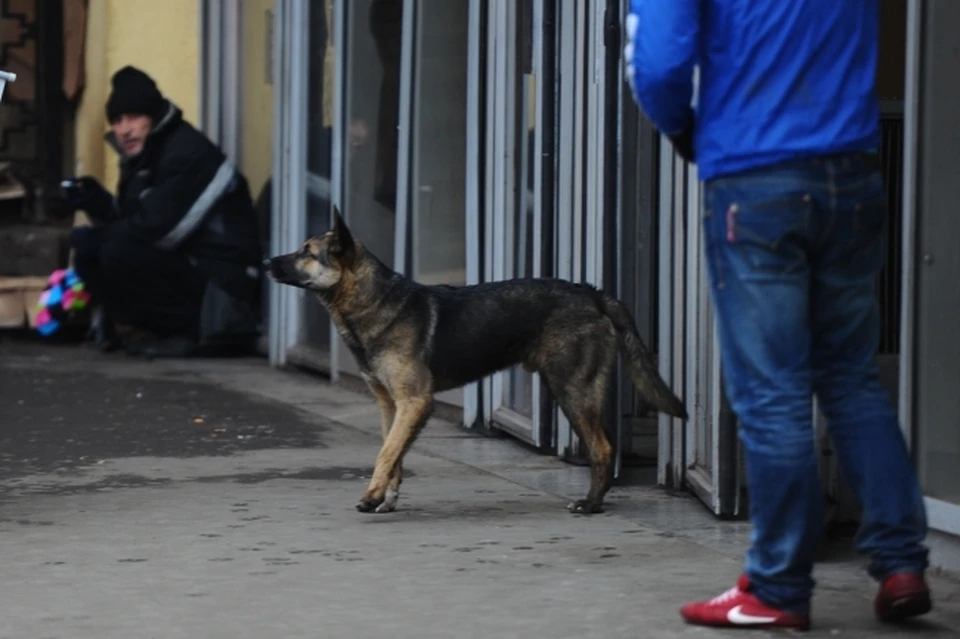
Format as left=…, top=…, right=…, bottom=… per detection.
left=104, top=101, right=263, bottom=334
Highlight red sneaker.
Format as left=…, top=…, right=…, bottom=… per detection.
left=875, top=573, right=932, bottom=621
left=680, top=574, right=811, bottom=630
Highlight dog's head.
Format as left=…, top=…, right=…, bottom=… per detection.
left=265, top=207, right=358, bottom=292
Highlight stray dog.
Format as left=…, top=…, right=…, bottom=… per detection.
left=265, top=210, right=687, bottom=515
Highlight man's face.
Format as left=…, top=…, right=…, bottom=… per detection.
left=110, top=113, right=153, bottom=157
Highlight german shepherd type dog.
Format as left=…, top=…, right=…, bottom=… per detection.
left=266, top=210, right=687, bottom=515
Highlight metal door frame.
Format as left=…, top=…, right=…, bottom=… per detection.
left=200, top=0, right=243, bottom=162
left=267, top=0, right=309, bottom=366
left=462, top=0, right=485, bottom=427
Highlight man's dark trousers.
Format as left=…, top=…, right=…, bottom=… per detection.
left=70, top=226, right=208, bottom=339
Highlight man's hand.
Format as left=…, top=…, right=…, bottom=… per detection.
left=668, top=125, right=695, bottom=164
left=61, top=176, right=116, bottom=220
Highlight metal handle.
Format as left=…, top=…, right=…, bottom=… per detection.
left=0, top=69, right=17, bottom=103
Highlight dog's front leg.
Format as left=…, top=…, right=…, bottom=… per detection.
left=367, top=380, right=402, bottom=513
left=356, top=395, right=432, bottom=513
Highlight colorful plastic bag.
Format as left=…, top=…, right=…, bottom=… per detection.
left=34, top=268, right=92, bottom=336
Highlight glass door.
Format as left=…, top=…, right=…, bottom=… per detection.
left=266, top=0, right=336, bottom=370
left=655, top=121, right=742, bottom=518
left=406, top=0, right=468, bottom=288
left=327, top=0, right=404, bottom=379
left=482, top=0, right=550, bottom=446
left=401, top=0, right=471, bottom=408
left=554, top=0, right=618, bottom=464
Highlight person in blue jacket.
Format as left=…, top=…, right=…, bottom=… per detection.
left=624, top=0, right=930, bottom=630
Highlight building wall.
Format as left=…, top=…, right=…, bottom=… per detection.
left=73, top=0, right=201, bottom=192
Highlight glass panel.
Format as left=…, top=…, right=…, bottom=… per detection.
left=504, top=0, right=536, bottom=419
left=919, top=428, right=960, bottom=506
left=618, top=103, right=660, bottom=461
left=315, top=0, right=402, bottom=373
left=299, top=0, right=335, bottom=351
left=239, top=0, right=276, bottom=330
left=343, top=0, right=400, bottom=264
left=410, top=0, right=469, bottom=286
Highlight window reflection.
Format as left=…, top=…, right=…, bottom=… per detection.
left=411, top=0, right=469, bottom=287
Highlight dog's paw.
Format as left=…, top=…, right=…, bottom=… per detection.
left=567, top=499, right=604, bottom=515
left=374, top=488, right=399, bottom=513
left=355, top=496, right=383, bottom=513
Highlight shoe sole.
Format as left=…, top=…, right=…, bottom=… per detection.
left=681, top=616, right=811, bottom=632
left=878, top=593, right=932, bottom=622
left=682, top=621, right=811, bottom=632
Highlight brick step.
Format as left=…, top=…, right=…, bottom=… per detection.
left=0, top=275, right=48, bottom=329
left=0, top=224, right=72, bottom=277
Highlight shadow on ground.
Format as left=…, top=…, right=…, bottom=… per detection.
left=0, top=368, right=328, bottom=485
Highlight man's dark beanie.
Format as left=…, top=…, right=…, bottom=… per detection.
left=105, top=66, right=167, bottom=122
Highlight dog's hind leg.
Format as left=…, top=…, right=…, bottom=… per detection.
left=356, top=395, right=433, bottom=513
left=539, top=326, right=616, bottom=515
left=555, top=393, right=614, bottom=515
left=367, top=379, right=403, bottom=513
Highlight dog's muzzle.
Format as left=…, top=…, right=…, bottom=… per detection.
left=263, top=257, right=285, bottom=282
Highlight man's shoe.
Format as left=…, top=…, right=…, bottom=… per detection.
left=680, top=574, right=811, bottom=630
left=83, top=309, right=121, bottom=352
left=143, top=335, right=198, bottom=360
left=122, top=336, right=152, bottom=356
left=112, top=324, right=158, bottom=356
left=875, top=573, right=932, bottom=622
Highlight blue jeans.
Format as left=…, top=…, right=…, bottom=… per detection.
left=702, top=153, right=929, bottom=614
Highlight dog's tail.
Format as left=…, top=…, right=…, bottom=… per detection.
left=601, top=295, right=688, bottom=420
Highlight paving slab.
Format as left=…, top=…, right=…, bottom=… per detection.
left=1, top=337, right=958, bottom=638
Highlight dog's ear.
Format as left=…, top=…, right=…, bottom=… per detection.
left=330, top=206, right=356, bottom=265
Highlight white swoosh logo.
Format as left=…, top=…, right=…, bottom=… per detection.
left=726, top=605, right=777, bottom=625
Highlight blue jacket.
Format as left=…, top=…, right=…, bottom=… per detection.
left=624, top=0, right=881, bottom=181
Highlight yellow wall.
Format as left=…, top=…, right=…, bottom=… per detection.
left=74, top=0, right=200, bottom=193
left=240, top=0, right=274, bottom=200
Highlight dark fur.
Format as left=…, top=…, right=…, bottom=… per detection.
left=266, top=209, right=687, bottom=515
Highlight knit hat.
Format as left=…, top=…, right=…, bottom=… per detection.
left=105, top=66, right=167, bottom=122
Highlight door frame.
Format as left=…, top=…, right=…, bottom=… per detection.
left=266, top=0, right=310, bottom=367
left=462, top=0, right=485, bottom=427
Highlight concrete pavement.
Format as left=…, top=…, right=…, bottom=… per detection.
left=1, top=337, right=958, bottom=638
